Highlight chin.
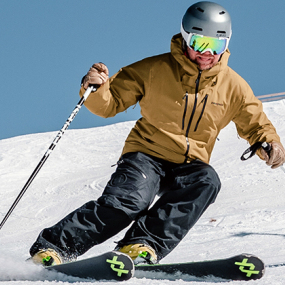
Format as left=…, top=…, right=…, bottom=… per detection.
left=198, top=64, right=213, bottom=70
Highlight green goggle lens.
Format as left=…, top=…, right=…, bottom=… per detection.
left=189, top=34, right=228, bottom=55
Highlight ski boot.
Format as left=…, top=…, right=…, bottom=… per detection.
left=116, top=243, right=157, bottom=265
left=30, top=248, right=63, bottom=266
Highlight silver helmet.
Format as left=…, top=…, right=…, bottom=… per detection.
left=181, top=1, right=232, bottom=39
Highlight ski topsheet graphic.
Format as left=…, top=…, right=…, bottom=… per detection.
left=134, top=253, right=265, bottom=281
left=47, top=251, right=134, bottom=281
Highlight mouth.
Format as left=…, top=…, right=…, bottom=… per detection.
left=195, top=55, right=214, bottom=68
left=195, top=55, right=215, bottom=70
left=197, top=56, right=213, bottom=63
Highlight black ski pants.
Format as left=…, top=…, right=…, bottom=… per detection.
left=30, top=152, right=221, bottom=261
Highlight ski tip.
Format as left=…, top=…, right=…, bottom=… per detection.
left=234, top=253, right=265, bottom=280
left=107, top=251, right=135, bottom=280
left=45, top=250, right=135, bottom=281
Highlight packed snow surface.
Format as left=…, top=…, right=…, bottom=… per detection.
left=0, top=100, right=284, bottom=284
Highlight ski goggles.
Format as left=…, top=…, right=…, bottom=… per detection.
left=181, top=26, right=230, bottom=55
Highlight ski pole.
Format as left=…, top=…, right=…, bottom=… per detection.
left=0, top=85, right=96, bottom=231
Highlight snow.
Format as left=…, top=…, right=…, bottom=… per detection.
left=0, top=99, right=284, bottom=284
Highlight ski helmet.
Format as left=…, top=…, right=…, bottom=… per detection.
left=181, top=1, right=232, bottom=39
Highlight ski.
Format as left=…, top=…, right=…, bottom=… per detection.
left=46, top=251, right=134, bottom=281
left=134, top=253, right=265, bottom=281
left=44, top=252, right=264, bottom=282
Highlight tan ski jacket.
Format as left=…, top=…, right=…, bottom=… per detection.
left=80, top=34, right=280, bottom=164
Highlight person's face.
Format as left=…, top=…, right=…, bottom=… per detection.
left=186, top=46, right=222, bottom=70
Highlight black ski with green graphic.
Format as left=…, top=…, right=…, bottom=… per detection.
left=47, top=251, right=134, bottom=281
left=135, top=253, right=265, bottom=281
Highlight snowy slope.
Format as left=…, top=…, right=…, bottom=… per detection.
left=0, top=100, right=284, bottom=284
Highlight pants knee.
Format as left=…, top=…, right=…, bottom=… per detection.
left=173, top=161, right=221, bottom=203
left=98, top=193, right=149, bottom=220
left=206, top=166, right=221, bottom=190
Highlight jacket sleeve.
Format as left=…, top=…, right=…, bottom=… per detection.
left=232, top=83, right=280, bottom=147
left=79, top=61, right=148, bottom=118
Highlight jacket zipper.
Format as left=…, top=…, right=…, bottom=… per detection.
left=114, top=159, right=147, bottom=179
left=182, top=92, right=188, bottom=130
left=194, top=94, right=208, bottom=131
left=183, top=71, right=211, bottom=161
left=185, top=70, right=202, bottom=135
left=183, top=70, right=202, bottom=159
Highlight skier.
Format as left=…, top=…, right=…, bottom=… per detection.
left=30, top=1, right=285, bottom=266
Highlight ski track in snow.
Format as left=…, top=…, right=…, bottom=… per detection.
left=0, top=100, right=284, bottom=284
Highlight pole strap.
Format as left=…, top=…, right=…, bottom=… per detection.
left=240, top=141, right=270, bottom=161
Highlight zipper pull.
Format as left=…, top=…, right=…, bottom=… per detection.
left=111, top=159, right=124, bottom=167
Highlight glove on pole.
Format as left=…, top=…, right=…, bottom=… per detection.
left=260, top=142, right=285, bottom=172
left=241, top=142, right=285, bottom=173
left=0, top=86, right=96, bottom=230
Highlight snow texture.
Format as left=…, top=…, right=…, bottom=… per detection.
left=0, top=99, right=284, bottom=284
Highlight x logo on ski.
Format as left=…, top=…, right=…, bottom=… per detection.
left=106, top=256, right=130, bottom=277
left=235, top=258, right=260, bottom=277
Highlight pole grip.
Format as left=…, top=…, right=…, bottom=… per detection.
left=261, top=142, right=271, bottom=154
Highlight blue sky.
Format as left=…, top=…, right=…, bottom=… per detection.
left=0, top=0, right=284, bottom=140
